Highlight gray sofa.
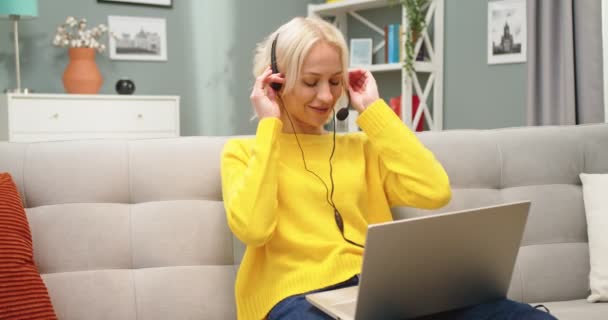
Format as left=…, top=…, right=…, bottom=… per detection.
left=0, top=123, right=607, bottom=320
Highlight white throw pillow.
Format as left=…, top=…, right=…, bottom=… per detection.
left=580, top=173, right=608, bottom=303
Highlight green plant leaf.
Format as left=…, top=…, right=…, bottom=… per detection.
left=388, top=0, right=428, bottom=75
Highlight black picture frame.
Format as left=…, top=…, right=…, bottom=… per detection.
left=97, top=0, right=172, bottom=9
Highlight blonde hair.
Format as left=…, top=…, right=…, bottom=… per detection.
left=252, top=16, right=349, bottom=96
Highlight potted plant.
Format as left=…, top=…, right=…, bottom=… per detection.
left=390, top=0, right=428, bottom=74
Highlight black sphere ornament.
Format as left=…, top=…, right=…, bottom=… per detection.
left=115, top=79, right=135, bottom=95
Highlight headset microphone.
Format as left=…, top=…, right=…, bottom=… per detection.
left=336, top=107, right=349, bottom=121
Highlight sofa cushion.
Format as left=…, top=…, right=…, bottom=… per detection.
left=133, top=266, right=236, bottom=320
left=402, top=124, right=608, bottom=304
left=130, top=200, right=233, bottom=268
left=41, top=267, right=237, bottom=320
left=537, top=299, right=608, bottom=320
left=26, top=200, right=234, bottom=274
left=42, top=269, right=136, bottom=320
left=128, top=137, right=225, bottom=203
left=23, top=141, right=130, bottom=207
left=511, top=243, right=590, bottom=302
left=0, top=144, right=28, bottom=207
left=0, top=173, right=57, bottom=319
left=27, top=203, right=133, bottom=274
left=24, top=198, right=236, bottom=320
left=580, top=173, right=608, bottom=302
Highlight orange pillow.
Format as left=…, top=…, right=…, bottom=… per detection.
left=0, top=173, right=57, bottom=319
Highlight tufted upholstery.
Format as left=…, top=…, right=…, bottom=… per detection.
left=394, top=124, right=608, bottom=319
left=0, top=138, right=237, bottom=320
left=0, top=123, right=607, bottom=319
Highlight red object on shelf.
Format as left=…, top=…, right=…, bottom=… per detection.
left=389, top=96, right=401, bottom=118
left=389, top=95, right=423, bottom=132
left=412, top=95, right=423, bottom=132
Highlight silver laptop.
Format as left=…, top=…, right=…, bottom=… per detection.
left=306, top=201, right=531, bottom=320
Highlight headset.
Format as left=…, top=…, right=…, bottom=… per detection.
left=270, top=34, right=364, bottom=249
left=271, top=35, right=349, bottom=121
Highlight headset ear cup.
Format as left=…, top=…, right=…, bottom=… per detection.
left=270, top=82, right=282, bottom=91
left=270, top=34, right=282, bottom=91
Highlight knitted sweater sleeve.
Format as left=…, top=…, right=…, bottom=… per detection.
left=357, top=99, right=452, bottom=210
left=220, top=118, right=283, bottom=247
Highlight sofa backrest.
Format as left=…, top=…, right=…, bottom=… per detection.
left=0, top=138, right=237, bottom=320
left=394, top=123, right=608, bottom=303
left=1, top=124, right=607, bottom=319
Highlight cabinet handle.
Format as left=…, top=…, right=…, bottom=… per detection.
left=50, top=113, right=59, bottom=119
left=137, top=113, right=143, bottom=119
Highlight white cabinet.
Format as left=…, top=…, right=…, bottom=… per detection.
left=0, top=93, right=180, bottom=142
left=308, top=0, right=444, bottom=131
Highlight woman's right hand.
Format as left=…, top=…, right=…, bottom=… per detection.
left=250, top=67, right=285, bottom=119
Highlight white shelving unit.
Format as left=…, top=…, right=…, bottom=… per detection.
left=308, top=0, right=444, bottom=131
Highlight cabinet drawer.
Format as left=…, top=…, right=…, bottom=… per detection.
left=9, top=99, right=178, bottom=133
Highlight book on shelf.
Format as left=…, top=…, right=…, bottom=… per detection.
left=384, top=25, right=387, bottom=64
left=384, top=23, right=401, bottom=64
left=384, top=27, right=428, bottom=64
left=398, top=24, right=403, bottom=63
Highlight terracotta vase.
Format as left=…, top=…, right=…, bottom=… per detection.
left=62, top=48, right=103, bottom=94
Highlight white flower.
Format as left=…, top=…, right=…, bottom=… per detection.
left=52, top=16, right=111, bottom=53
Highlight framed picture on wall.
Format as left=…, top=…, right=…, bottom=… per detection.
left=98, top=0, right=172, bottom=8
left=487, top=0, right=527, bottom=64
left=108, top=16, right=167, bottom=61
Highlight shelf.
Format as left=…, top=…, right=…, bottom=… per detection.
left=350, top=63, right=400, bottom=72
left=411, top=61, right=435, bottom=73
left=309, top=0, right=444, bottom=131
left=309, top=0, right=392, bottom=16
left=350, top=61, right=435, bottom=73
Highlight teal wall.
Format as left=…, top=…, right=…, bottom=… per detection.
left=0, top=0, right=526, bottom=135
left=0, top=0, right=309, bottom=136
left=444, top=0, right=526, bottom=129
left=1, top=1, right=198, bottom=132
left=190, top=0, right=311, bottom=135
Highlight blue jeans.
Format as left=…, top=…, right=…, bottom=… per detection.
left=267, top=275, right=558, bottom=320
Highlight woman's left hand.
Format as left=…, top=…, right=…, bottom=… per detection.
left=348, top=69, right=380, bottom=113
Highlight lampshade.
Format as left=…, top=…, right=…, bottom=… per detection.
left=0, top=0, right=38, bottom=18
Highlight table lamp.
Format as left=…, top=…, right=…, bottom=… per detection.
left=0, top=0, right=38, bottom=93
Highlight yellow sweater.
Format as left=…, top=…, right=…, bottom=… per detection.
left=221, top=99, right=451, bottom=320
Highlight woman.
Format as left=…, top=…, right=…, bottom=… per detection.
left=221, top=16, right=556, bottom=320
